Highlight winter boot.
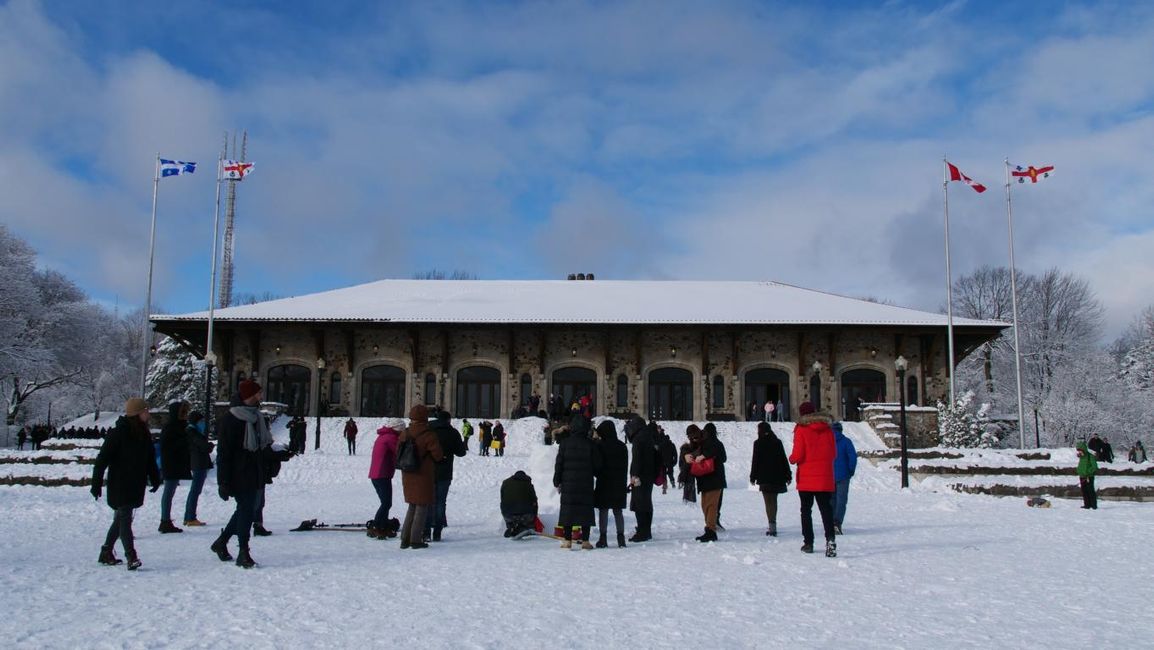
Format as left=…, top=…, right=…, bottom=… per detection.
left=98, top=545, right=123, bottom=566
left=158, top=520, right=183, bottom=534
left=825, top=540, right=837, bottom=558
left=595, top=533, right=608, bottom=549
left=252, top=524, right=272, bottom=537
left=800, top=542, right=814, bottom=554
left=409, top=541, right=429, bottom=549
left=580, top=540, right=595, bottom=550
left=767, top=523, right=777, bottom=537
left=696, top=528, right=718, bottom=543
left=236, top=545, right=256, bottom=569
left=125, top=551, right=142, bottom=571
left=432, top=528, right=443, bottom=542
left=617, top=533, right=627, bottom=548
left=211, top=530, right=233, bottom=562
left=183, top=519, right=206, bottom=527
left=560, top=540, right=572, bottom=549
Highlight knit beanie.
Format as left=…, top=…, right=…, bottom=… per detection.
left=409, top=404, right=429, bottom=423
left=125, top=398, right=149, bottom=417
left=238, top=380, right=262, bottom=401
left=798, top=401, right=816, bottom=416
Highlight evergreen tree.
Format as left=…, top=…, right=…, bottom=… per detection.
left=145, top=337, right=200, bottom=406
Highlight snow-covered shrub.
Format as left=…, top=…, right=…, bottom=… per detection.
left=938, top=391, right=1001, bottom=448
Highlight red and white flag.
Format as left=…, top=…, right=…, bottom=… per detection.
left=945, top=161, right=986, bottom=193
left=222, top=160, right=254, bottom=180
left=1010, top=163, right=1054, bottom=184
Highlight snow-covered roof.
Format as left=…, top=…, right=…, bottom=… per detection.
left=153, top=280, right=1006, bottom=328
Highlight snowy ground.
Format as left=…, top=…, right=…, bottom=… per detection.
left=2, top=417, right=1152, bottom=649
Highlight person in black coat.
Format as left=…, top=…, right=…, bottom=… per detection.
left=749, top=421, right=792, bottom=536
left=626, top=417, right=659, bottom=542
left=213, top=380, right=292, bottom=568
left=703, top=422, right=728, bottom=530
left=91, top=398, right=160, bottom=570
left=500, top=471, right=539, bottom=537
left=659, top=431, right=677, bottom=493
left=158, top=400, right=192, bottom=534
left=553, top=414, right=602, bottom=549
left=593, top=419, right=629, bottom=548
left=678, top=425, right=702, bottom=503
left=183, top=411, right=213, bottom=527
left=425, top=409, right=467, bottom=541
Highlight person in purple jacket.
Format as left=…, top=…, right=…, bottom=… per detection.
left=368, top=420, right=401, bottom=539
left=830, top=421, right=857, bottom=536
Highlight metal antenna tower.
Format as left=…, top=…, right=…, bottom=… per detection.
left=218, top=130, right=246, bottom=308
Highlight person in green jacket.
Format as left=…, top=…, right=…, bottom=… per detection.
left=462, top=419, right=473, bottom=453
left=1076, top=440, right=1098, bottom=510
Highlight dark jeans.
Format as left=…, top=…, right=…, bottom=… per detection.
left=347, top=439, right=355, bottom=455
left=425, top=480, right=451, bottom=534
left=1080, top=476, right=1098, bottom=509
left=799, top=491, right=835, bottom=544
left=372, top=478, right=393, bottom=529
left=253, top=485, right=265, bottom=525
left=160, top=479, right=180, bottom=522
left=184, top=469, right=208, bottom=521
left=222, top=489, right=258, bottom=546
left=833, top=479, right=851, bottom=526
left=103, top=506, right=136, bottom=555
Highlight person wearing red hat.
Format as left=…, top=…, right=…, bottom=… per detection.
left=212, top=379, right=283, bottom=568
left=789, top=401, right=838, bottom=558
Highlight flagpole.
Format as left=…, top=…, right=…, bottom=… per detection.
left=204, top=157, right=224, bottom=432
left=139, top=153, right=161, bottom=397
left=1004, top=159, right=1027, bottom=448
left=942, top=159, right=957, bottom=406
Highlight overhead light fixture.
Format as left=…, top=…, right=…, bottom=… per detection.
left=670, top=346, right=677, bottom=358
left=571, top=348, right=577, bottom=357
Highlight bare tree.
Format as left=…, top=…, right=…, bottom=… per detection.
left=412, top=269, right=478, bottom=280
left=952, top=266, right=1016, bottom=395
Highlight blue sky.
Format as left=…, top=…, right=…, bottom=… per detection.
left=2, top=0, right=1153, bottom=336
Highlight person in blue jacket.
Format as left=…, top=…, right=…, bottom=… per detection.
left=830, top=422, right=857, bottom=535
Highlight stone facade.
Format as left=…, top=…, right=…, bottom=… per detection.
left=181, top=322, right=976, bottom=422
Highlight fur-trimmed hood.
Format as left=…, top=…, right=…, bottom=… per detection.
left=797, top=412, right=834, bottom=426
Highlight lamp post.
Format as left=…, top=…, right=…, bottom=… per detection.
left=895, top=355, right=909, bottom=489
left=314, top=357, right=325, bottom=450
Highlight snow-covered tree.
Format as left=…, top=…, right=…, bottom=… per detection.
left=146, top=337, right=201, bottom=406
left=937, top=391, right=1001, bottom=448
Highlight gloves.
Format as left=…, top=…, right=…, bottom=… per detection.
left=629, top=476, right=640, bottom=487
left=90, top=485, right=102, bottom=500
left=149, top=483, right=160, bottom=493
left=218, top=485, right=231, bottom=501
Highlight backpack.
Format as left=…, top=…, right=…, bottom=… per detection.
left=396, top=438, right=421, bottom=473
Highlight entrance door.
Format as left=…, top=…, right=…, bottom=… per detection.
left=266, top=364, right=311, bottom=415
left=744, top=368, right=791, bottom=421
left=551, top=367, right=597, bottom=414
left=360, top=365, right=406, bottom=417
left=840, top=368, right=886, bottom=421
left=455, top=366, right=501, bottom=418
left=648, top=368, right=693, bottom=420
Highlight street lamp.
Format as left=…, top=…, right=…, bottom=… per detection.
left=314, top=357, right=326, bottom=450
left=895, top=355, right=909, bottom=489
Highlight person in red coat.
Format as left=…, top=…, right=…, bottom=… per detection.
left=788, top=401, right=838, bottom=557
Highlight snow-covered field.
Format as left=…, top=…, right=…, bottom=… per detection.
left=2, top=417, right=1152, bottom=649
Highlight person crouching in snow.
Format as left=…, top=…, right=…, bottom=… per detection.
left=1076, top=440, right=1098, bottom=510
left=789, top=401, right=838, bottom=557
left=91, top=397, right=161, bottom=571
left=553, top=414, right=602, bottom=549
left=368, top=420, right=401, bottom=539
left=501, top=470, right=539, bottom=537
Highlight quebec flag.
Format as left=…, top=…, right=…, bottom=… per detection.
left=160, top=159, right=197, bottom=177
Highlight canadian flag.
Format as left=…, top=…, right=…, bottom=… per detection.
left=945, top=161, right=986, bottom=193
left=222, top=160, right=254, bottom=180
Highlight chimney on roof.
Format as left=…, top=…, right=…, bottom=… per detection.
left=567, top=274, right=576, bottom=281
left=586, top=273, right=594, bottom=280
left=576, top=273, right=586, bottom=280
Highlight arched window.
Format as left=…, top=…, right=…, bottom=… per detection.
left=266, top=364, right=311, bottom=416
left=361, top=365, right=406, bottom=417
left=551, top=367, right=597, bottom=412
left=520, top=373, right=532, bottom=407
left=711, top=375, right=725, bottom=409
left=424, top=373, right=437, bottom=405
left=840, top=368, right=886, bottom=421
left=455, top=366, right=501, bottom=418
left=907, top=375, right=919, bottom=407
left=329, top=371, right=342, bottom=406
left=616, top=374, right=628, bottom=408
left=648, top=367, right=693, bottom=420
left=744, top=367, right=790, bottom=421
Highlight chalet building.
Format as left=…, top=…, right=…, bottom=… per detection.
left=150, top=278, right=1005, bottom=422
